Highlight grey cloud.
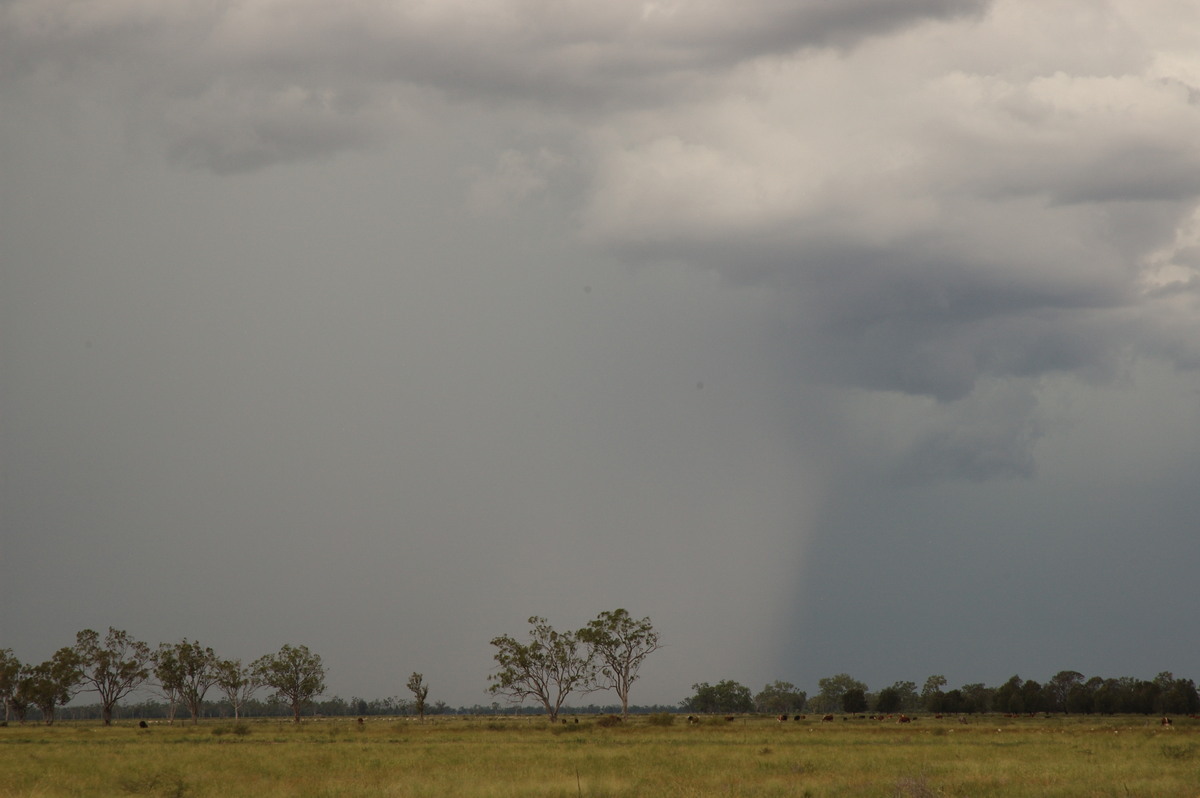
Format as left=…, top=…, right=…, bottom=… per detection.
left=161, top=83, right=387, bottom=173
left=892, top=380, right=1044, bottom=482
left=0, top=0, right=991, bottom=173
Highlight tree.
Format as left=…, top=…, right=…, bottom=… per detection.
left=960, top=683, right=993, bottom=714
left=874, top=686, right=903, bottom=714
left=993, top=675, right=1025, bottom=714
left=920, top=674, right=947, bottom=711
left=488, top=616, right=595, bottom=723
left=74, top=628, right=152, bottom=726
left=888, top=681, right=921, bottom=710
left=681, top=680, right=754, bottom=714
left=214, top=659, right=261, bottom=720
left=1066, top=678, right=1098, bottom=714
left=407, top=672, right=429, bottom=721
left=153, top=651, right=183, bottom=724
left=577, top=609, right=662, bottom=720
left=254, top=644, right=326, bottom=723
left=20, top=648, right=82, bottom=725
left=1020, top=678, right=1045, bottom=713
left=0, top=649, right=21, bottom=724
left=754, top=681, right=807, bottom=714
left=842, top=688, right=868, bottom=713
left=814, top=674, right=868, bottom=713
left=1046, top=670, right=1084, bottom=713
left=156, top=640, right=219, bottom=724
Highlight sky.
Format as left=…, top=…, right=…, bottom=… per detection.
left=3, top=0, right=1200, bottom=710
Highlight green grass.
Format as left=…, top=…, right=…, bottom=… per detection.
left=1, top=714, right=1197, bottom=797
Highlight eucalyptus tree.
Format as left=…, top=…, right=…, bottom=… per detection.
left=214, top=658, right=261, bottom=720
left=814, top=673, right=868, bottom=713
left=488, top=616, right=595, bottom=723
left=920, top=674, right=948, bottom=711
left=253, top=644, right=326, bottom=723
left=682, top=680, right=753, bottom=714
left=74, top=628, right=152, bottom=725
left=20, top=648, right=82, bottom=725
left=407, top=672, right=429, bottom=721
left=156, top=640, right=219, bottom=724
left=0, top=649, right=20, bottom=723
left=754, top=681, right=807, bottom=715
left=577, top=609, right=661, bottom=720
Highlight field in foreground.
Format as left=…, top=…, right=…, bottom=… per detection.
left=2, top=713, right=1198, bottom=797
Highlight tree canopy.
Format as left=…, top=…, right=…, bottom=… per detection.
left=253, top=644, right=326, bottom=723
left=682, top=680, right=754, bottom=714
left=577, top=609, right=661, bottom=720
left=74, top=628, right=152, bottom=726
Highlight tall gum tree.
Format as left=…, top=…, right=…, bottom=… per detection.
left=214, top=658, right=260, bottom=720
left=74, top=628, right=152, bottom=726
left=577, top=609, right=661, bottom=720
left=0, top=649, right=21, bottom=724
left=254, top=644, right=326, bottom=723
left=19, top=648, right=82, bottom=725
left=156, top=640, right=219, bottom=725
left=407, top=672, right=429, bottom=722
left=488, top=616, right=595, bottom=723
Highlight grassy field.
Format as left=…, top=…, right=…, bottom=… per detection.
left=2, top=713, right=1198, bottom=797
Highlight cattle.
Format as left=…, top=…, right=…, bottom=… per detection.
left=777, top=714, right=788, bottom=723
left=724, top=716, right=735, bottom=722
left=1161, top=717, right=1174, bottom=728
left=686, top=715, right=699, bottom=725
left=897, top=715, right=912, bottom=724
left=821, top=714, right=834, bottom=722
left=138, top=720, right=148, bottom=729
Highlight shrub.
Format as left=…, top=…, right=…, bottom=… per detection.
left=646, top=713, right=675, bottom=727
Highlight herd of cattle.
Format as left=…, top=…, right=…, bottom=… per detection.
left=681, top=713, right=1196, bottom=726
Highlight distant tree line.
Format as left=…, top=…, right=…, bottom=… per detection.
left=7, top=622, right=1197, bottom=724
left=680, top=671, right=1200, bottom=716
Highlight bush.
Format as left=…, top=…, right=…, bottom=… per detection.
left=647, top=713, right=675, bottom=727
left=595, top=715, right=624, bottom=727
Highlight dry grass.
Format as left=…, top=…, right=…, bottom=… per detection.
left=1, top=714, right=1197, bottom=797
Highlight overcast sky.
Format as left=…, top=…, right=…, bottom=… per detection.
left=3, top=0, right=1200, bottom=709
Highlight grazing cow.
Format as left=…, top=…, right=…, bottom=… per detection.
left=724, top=716, right=735, bottom=722
left=777, top=714, right=788, bottom=723
left=793, top=715, right=802, bottom=721
left=687, top=715, right=699, bottom=725
left=1161, top=717, right=1174, bottom=728
left=139, top=720, right=148, bottom=729
left=898, top=715, right=912, bottom=724
left=821, top=714, right=834, bottom=722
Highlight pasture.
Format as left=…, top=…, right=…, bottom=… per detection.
left=2, top=713, right=1197, bottom=797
